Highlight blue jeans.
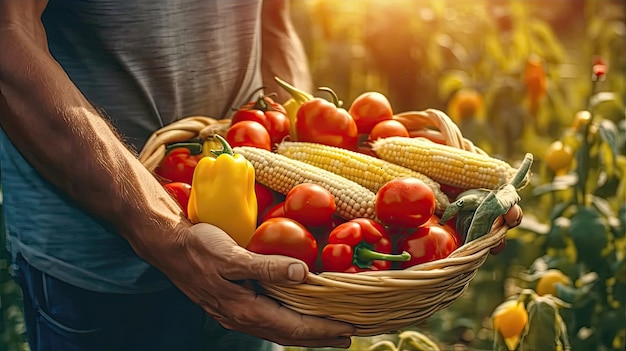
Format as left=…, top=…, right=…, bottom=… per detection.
left=13, top=254, right=274, bottom=351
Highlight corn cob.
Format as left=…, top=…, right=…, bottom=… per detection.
left=275, top=141, right=450, bottom=213
left=371, top=136, right=524, bottom=190
left=233, top=146, right=377, bottom=220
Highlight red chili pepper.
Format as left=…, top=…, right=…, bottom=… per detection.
left=321, top=218, right=410, bottom=273
left=154, top=143, right=203, bottom=185
left=231, top=88, right=290, bottom=146
left=295, top=88, right=359, bottom=151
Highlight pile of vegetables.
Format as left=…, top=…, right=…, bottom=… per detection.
left=153, top=77, right=532, bottom=274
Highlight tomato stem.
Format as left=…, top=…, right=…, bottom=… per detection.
left=252, top=95, right=270, bottom=111
left=244, top=86, right=266, bottom=105
left=317, top=87, right=343, bottom=107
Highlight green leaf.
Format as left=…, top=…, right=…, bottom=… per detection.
left=593, top=174, right=622, bottom=198
left=568, top=206, right=609, bottom=269
left=616, top=205, right=626, bottom=239
left=493, top=331, right=513, bottom=351
left=532, top=174, right=578, bottom=197
left=548, top=200, right=575, bottom=222
left=591, top=196, right=619, bottom=222
left=544, top=217, right=570, bottom=249
left=599, top=309, right=626, bottom=349
left=465, top=184, right=520, bottom=243
left=597, top=119, right=619, bottom=160
left=521, top=297, right=567, bottom=351
left=555, top=283, right=592, bottom=304
left=465, top=154, right=532, bottom=243
left=589, top=92, right=618, bottom=110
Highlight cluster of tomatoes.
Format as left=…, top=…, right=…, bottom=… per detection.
left=224, top=87, right=412, bottom=153
left=250, top=178, right=461, bottom=273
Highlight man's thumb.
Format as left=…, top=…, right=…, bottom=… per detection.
left=228, top=250, right=310, bottom=284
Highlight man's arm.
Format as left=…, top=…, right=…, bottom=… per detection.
left=0, top=2, right=355, bottom=348
left=0, top=2, right=185, bottom=257
left=260, top=0, right=312, bottom=102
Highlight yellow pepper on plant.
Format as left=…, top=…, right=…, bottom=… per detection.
left=188, top=134, right=258, bottom=247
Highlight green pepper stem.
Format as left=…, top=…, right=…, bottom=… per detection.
left=355, top=247, right=411, bottom=263
left=210, top=134, right=234, bottom=157
left=165, top=142, right=203, bottom=155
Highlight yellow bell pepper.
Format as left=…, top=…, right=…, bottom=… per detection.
left=188, top=135, right=258, bottom=247
left=274, top=76, right=313, bottom=141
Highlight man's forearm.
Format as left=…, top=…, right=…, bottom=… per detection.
left=0, top=26, right=189, bottom=263
left=261, top=0, right=312, bottom=102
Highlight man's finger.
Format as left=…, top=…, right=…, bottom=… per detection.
left=214, top=285, right=356, bottom=344
left=222, top=247, right=310, bottom=284
left=504, top=205, right=523, bottom=228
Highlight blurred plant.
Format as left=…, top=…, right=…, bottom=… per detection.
left=367, top=330, right=441, bottom=351
left=512, top=56, right=626, bottom=351
left=492, top=289, right=571, bottom=351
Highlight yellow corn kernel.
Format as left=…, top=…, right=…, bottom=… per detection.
left=371, top=137, right=523, bottom=190
left=275, top=141, right=450, bottom=213
left=233, top=146, right=377, bottom=220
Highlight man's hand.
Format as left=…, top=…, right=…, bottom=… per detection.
left=162, top=223, right=355, bottom=349
left=489, top=204, right=524, bottom=232
left=503, top=204, right=523, bottom=229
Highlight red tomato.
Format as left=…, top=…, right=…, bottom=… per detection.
left=295, top=90, right=359, bottom=150
left=225, top=120, right=272, bottom=151
left=231, top=104, right=290, bottom=146
left=163, top=182, right=192, bottom=217
left=348, top=92, right=394, bottom=134
left=261, top=201, right=286, bottom=222
left=255, top=182, right=276, bottom=224
left=264, top=110, right=291, bottom=145
left=424, top=214, right=462, bottom=246
left=231, top=109, right=267, bottom=127
left=155, top=147, right=202, bottom=185
left=375, top=177, right=436, bottom=229
left=396, top=224, right=459, bottom=268
left=284, top=183, right=336, bottom=227
left=369, top=120, right=410, bottom=141
left=246, top=217, right=318, bottom=271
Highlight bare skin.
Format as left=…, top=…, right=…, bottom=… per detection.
left=0, top=2, right=523, bottom=349
left=260, top=0, right=313, bottom=101
left=0, top=1, right=353, bottom=348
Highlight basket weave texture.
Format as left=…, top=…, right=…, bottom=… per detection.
left=137, top=110, right=511, bottom=336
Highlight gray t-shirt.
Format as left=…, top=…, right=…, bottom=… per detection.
left=1, top=0, right=264, bottom=293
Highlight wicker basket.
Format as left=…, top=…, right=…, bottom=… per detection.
left=137, top=110, right=512, bottom=336
left=138, top=116, right=231, bottom=172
